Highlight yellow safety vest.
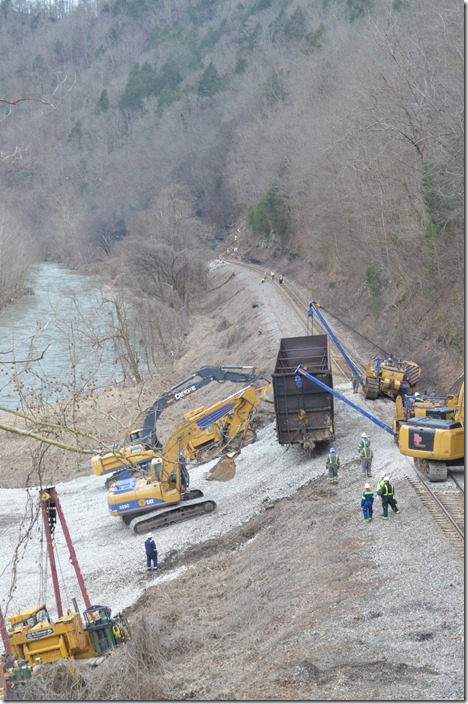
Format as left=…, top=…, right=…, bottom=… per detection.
left=381, top=482, right=394, bottom=497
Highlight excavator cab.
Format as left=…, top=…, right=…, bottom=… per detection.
left=398, top=382, right=464, bottom=481
left=127, top=428, right=143, bottom=444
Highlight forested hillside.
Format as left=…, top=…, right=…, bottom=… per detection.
left=0, top=0, right=463, bottom=387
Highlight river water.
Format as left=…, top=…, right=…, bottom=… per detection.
left=0, top=263, right=125, bottom=409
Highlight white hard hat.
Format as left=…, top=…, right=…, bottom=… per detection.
left=147, top=533, right=153, bottom=538
left=384, top=476, right=390, bottom=482
left=380, top=472, right=385, bottom=478
left=364, top=483, right=371, bottom=489
left=361, top=432, right=367, bottom=438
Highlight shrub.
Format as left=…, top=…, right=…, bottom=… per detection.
left=248, top=187, right=291, bottom=244
left=365, top=265, right=383, bottom=296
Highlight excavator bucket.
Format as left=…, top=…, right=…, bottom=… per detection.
left=206, top=451, right=238, bottom=481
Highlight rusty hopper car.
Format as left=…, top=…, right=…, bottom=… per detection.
left=272, top=334, right=335, bottom=450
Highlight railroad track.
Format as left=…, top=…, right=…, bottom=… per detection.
left=226, top=258, right=465, bottom=558
left=227, top=260, right=365, bottom=382
left=408, top=467, right=464, bottom=559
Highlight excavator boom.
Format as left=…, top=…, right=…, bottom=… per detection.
left=140, top=365, right=269, bottom=448
left=107, top=384, right=268, bottom=533
left=92, top=365, right=269, bottom=484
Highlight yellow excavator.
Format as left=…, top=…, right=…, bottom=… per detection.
left=107, top=383, right=270, bottom=534
left=397, top=382, right=464, bottom=481
left=392, top=391, right=458, bottom=436
left=92, top=365, right=268, bottom=487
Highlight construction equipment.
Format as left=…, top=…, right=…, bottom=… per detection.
left=2, top=488, right=129, bottom=675
left=363, top=356, right=422, bottom=400
left=295, top=366, right=463, bottom=483
left=307, top=300, right=422, bottom=402
left=272, top=335, right=335, bottom=451
left=392, top=393, right=455, bottom=438
left=398, top=382, right=464, bottom=482
left=92, top=365, right=268, bottom=487
left=107, top=384, right=270, bottom=534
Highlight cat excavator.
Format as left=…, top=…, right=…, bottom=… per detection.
left=294, top=364, right=464, bottom=484
left=107, top=383, right=271, bottom=534
left=397, top=382, right=464, bottom=482
left=92, top=365, right=269, bottom=487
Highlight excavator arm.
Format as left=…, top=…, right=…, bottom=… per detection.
left=92, top=365, right=268, bottom=484
left=108, top=384, right=268, bottom=533
left=140, top=365, right=269, bottom=449
left=157, top=395, right=241, bottom=492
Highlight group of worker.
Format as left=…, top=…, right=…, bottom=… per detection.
left=260, top=271, right=284, bottom=284
left=144, top=428, right=398, bottom=569
left=325, top=432, right=400, bottom=522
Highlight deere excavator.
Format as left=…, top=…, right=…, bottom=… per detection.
left=1, top=488, right=129, bottom=695
left=397, top=382, right=464, bottom=482
left=107, top=383, right=271, bottom=534
left=92, top=365, right=268, bottom=488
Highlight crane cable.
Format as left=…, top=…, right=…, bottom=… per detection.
left=39, top=502, right=72, bottom=615
left=319, top=304, right=389, bottom=357
left=54, top=536, right=72, bottom=613
left=306, top=307, right=367, bottom=378
left=38, top=519, right=48, bottom=607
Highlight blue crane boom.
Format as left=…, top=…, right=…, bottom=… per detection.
left=307, top=301, right=363, bottom=385
left=294, top=365, right=393, bottom=436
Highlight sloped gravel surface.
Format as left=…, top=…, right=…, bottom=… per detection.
left=0, top=260, right=464, bottom=700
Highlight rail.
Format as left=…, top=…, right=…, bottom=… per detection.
left=225, top=260, right=363, bottom=381
left=409, top=465, right=464, bottom=557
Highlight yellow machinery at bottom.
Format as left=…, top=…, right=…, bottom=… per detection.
left=1, top=487, right=129, bottom=697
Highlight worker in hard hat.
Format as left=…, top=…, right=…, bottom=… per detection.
left=375, top=471, right=386, bottom=494
left=358, top=432, right=373, bottom=478
left=144, top=532, right=158, bottom=572
left=326, top=447, right=340, bottom=484
left=360, top=483, right=374, bottom=522
left=351, top=374, right=360, bottom=393
left=377, top=477, right=400, bottom=520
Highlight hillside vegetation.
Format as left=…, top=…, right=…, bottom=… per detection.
left=0, top=0, right=463, bottom=388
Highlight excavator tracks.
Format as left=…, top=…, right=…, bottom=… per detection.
left=129, top=496, right=217, bottom=535
left=363, top=377, right=380, bottom=400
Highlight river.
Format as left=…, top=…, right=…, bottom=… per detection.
left=0, top=263, right=126, bottom=409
